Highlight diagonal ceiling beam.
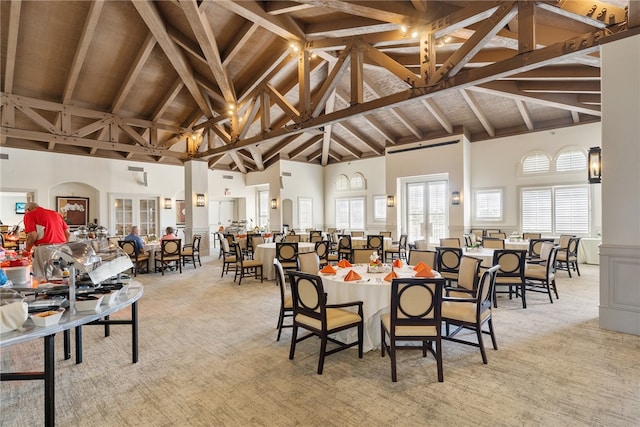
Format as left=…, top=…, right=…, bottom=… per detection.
left=338, top=122, right=384, bottom=155
left=181, top=0, right=236, bottom=103
left=62, top=0, right=104, bottom=103
left=132, top=0, right=212, bottom=118
left=3, top=0, right=22, bottom=95
left=217, top=0, right=304, bottom=41
left=515, top=99, right=534, bottom=131
left=292, top=0, right=425, bottom=25
left=460, top=88, right=494, bottom=137
left=421, top=98, right=453, bottom=134
left=111, top=33, right=156, bottom=112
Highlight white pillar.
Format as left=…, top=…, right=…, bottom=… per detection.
left=599, top=33, right=640, bottom=335
left=184, top=160, right=211, bottom=256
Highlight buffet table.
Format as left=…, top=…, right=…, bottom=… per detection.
left=320, top=264, right=439, bottom=352
left=578, top=238, right=601, bottom=264
left=0, top=282, right=143, bottom=426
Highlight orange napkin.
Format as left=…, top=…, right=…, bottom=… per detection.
left=320, top=264, right=337, bottom=274
left=413, top=261, right=428, bottom=271
left=393, top=259, right=403, bottom=268
left=343, top=270, right=362, bottom=281
left=337, top=259, right=352, bottom=268
left=415, top=266, right=435, bottom=278
left=383, top=271, right=398, bottom=282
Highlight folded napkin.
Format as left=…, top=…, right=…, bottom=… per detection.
left=413, top=261, right=428, bottom=271
left=343, top=270, right=362, bottom=282
left=320, top=264, right=337, bottom=274
left=383, top=271, right=398, bottom=282
left=414, top=266, right=435, bottom=278
left=393, top=258, right=403, bottom=268
left=337, top=259, right=352, bottom=268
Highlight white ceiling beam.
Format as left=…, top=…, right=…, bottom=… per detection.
left=421, top=98, right=453, bottom=134
left=460, top=88, right=495, bottom=137
left=515, top=99, right=534, bottom=131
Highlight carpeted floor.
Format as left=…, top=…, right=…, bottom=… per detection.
left=1, top=257, right=639, bottom=426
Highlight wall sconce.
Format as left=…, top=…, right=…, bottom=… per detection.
left=270, top=198, right=278, bottom=209
left=588, top=146, right=602, bottom=184
left=451, top=191, right=461, bottom=205
left=163, top=198, right=172, bottom=209
left=196, top=193, right=205, bottom=207
left=386, top=195, right=395, bottom=208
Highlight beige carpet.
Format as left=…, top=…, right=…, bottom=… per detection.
left=2, top=258, right=639, bottom=426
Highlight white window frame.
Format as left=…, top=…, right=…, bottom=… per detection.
left=298, top=197, right=313, bottom=231
left=521, top=151, right=551, bottom=175
left=335, top=174, right=349, bottom=192
left=257, top=190, right=269, bottom=229
left=109, top=193, right=159, bottom=237
left=335, top=197, right=365, bottom=230
left=350, top=172, right=366, bottom=190
left=373, top=195, right=386, bottom=221
left=520, top=185, right=590, bottom=235
left=555, top=147, right=587, bottom=172
left=473, top=188, right=503, bottom=221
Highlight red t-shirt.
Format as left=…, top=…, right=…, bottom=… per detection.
left=23, top=207, right=69, bottom=246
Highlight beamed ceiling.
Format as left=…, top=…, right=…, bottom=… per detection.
left=1, top=0, right=639, bottom=173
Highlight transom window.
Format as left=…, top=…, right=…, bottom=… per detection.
left=336, top=174, right=349, bottom=191
left=349, top=173, right=366, bottom=190
left=556, top=147, right=587, bottom=172
left=522, top=151, right=550, bottom=174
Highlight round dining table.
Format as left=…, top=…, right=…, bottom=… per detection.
left=254, top=242, right=316, bottom=280
left=350, top=236, right=393, bottom=250
left=320, top=263, right=439, bottom=352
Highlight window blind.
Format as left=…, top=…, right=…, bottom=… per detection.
left=521, top=188, right=552, bottom=233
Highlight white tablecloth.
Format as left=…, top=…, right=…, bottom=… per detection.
left=504, top=239, right=530, bottom=251
left=578, top=238, right=601, bottom=264
left=254, top=242, right=316, bottom=280
left=462, top=248, right=495, bottom=267
left=320, top=264, right=438, bottom=352
left=350, top=237, right=393, bottom=250
left=143, top=242, right=161, bottom=270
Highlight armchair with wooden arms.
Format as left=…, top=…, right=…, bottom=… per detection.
left=181, top=234, right=202, bottom=268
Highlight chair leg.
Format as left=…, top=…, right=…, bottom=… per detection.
left=574, top=261, right=581, bottom=276
left=317, top=336, right=327, bottom=375
left=436, top=338, right=443, bottom=382
left=552, top=279, right=559, bottom=299
left=520, top=281, right=527, bottom=309
left=547, top=280, right=554, bottom=303
left=288, top=325, right=298, bottom=360
left=276, top=309, right=284, bottom=341
left=476, top=323, right=488, bottom=364
left=488, top=318, right=498, bottom=350
left=358, top=323, right=363, bottom=359
left=390, top=341, right=397, bottom=382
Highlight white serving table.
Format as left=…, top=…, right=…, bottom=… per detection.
left=0, top=282, right=143, bottom=427
left=578, top=238, right=601, bottom=264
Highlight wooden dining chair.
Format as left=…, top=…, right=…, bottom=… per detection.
left=381, top=277, right=445, bottom=382
left=297, top=252, right=320, bottom=274
left=181, top=234, right=202, bottom=268
left=482, top=238, right=505, bottom=250
left=233, top=243, right=263, bottom=285
left=352, top=248, right=377, bottom=264
left=556, top=237, right=582, bottom=278
left=287, top=271, right=363, bottom=374
left=274, top=258, right=293, bottom=341
left=118, top=240, right=149, bottom=276
left=408, top=249, right=438, bottom=269
left=492, top=249, right=527, bottom=308
left=439, top=237, right=461, bottom=248
left=314, top=240, right=330, bottom=267
left=154, top=239, right=182, bottom=275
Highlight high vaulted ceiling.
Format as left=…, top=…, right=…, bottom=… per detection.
left=1, top=1, right=638, bottom=173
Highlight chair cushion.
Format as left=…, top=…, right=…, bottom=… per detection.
left=295, top=308, right=361, bottom=331
left=160, top=255, right=180, bottom=261
left=182, top=248, right=193, bottom=255
left=495, top=276, right=524, bottom=284
left=380, top=313, right=438, bottom=337
left=524, top=265, right=552, bottom=280
left=446, top=289, right=473, bottom=298
left=243, top=260, right=262, bottom=268
left=440, top=271, right=458, bottom=280
left=442, top=300, right=488, bottom=323
left=224, top=256, right=237, bottom=262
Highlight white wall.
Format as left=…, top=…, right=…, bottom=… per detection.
left=0, top=192, right=28, bottom=226
left=279, top=160, right=324, bottom=231
left=470, top=122, right=602, bottom=236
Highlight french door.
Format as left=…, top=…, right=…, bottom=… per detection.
left=110, top=195, right=158, bottom=237
left=405, top=180, right=447, bottom=244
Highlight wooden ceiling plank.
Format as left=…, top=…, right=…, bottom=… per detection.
left=338, top=122, right=383, bottom=155
left=306, top=147, right=323, bottom=162
left=429, top=1, right=518, bottom=83
left=321, top=93, right=336, bottom=165
left=428, top=1, right=501, bottom=39
left=217, top=0, right=304, bottom=41
left=630, top=0, right=640, bottom=28
left=3, top=0, right=22, bottom=94
left=288, top=135, right=321, bottom=159
left=327, top=149, right=342, bottom=162
left=571, top=110, right=580, bottom=123
left=262, top=134, right=300, bottom=161
left=515, top=99, right=534, bottom=131
left=293, top=0, right=423, bottom=25
left=537, top=1, right=622, bottom=29
left=250, top=148, right=264, bottom=170
left=238, top=49, right=294, bottom=104
left=229, top=150, right=247, bottom=173
left=306, top=16, right=397, bottom=38
left=167, top=24, right=207, bottom=66
left=518, top=0, right=535, bottom=54
left=298, top=49, right=311, bottom=119
left=222, top=23, right=259, bottom=67
left=118, top=120, right=151, bottom=147
left=181, top=0, right=236, bottom=103
left=266, top=1, right=314, bottom=15
left=266, top=84, right=300, bottom=121
left=577, top=93, right=601, bottom=105
left=460, top=88, right=495, bottom=137
left=112, top=33, right=157, bottom=112
left=73, top=119, right=109, bottom=138
left=332, top=135, right=362, bottom=158
left=132, top=0, right=212, bottom=118
left=421, top=98, right=453, bottom=134
left=153, top=78, right=184, bottom=121
left=238, top=98, right=260, bottom=139
left=411, top=0, right=427, bottom=13
left=62, top=0, right=104, bottom=103
left=505, top=66, right=600, bottom=80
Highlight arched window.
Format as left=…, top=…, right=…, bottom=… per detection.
left=350, top=172, right=366, bottom=190
left=521, top=151, right=550, bottom=174
left=335, top=174, right=349, bottom=191
left=556, top=147, right=587, bottom=172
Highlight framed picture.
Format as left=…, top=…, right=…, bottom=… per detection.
left=176, top=200, right=186, bottom=225
left=56, top=196, right=89, bottom=227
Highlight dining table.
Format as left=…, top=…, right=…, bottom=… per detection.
left=143, top=241, right=161, bottom=271
left=462, top=247, right=495, bottom=267
left=254, top=242, right=316, bottom=280
left=320, top=263, right=440, bottom=352
left=504, top=239, right=530, bottom=251
left=350, top=236, right=393, bottom=250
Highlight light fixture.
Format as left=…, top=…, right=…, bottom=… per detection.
left=196, top=193, right=205, bottom=207
left=163, top=198, right=172, bottom=209
left=588, top=146, right=602, bottom=184
left=270, top=198, right=278, bottom=209
left=451, top=191, right=461, bottom=205
left=386, top=195, right=395, bottom=208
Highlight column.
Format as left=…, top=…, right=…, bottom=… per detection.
left=599, top=33, right=640, bottom=335
left=184, top=160, right=211, bottom=256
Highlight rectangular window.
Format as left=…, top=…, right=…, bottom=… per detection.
left=521, top=185, right=589, bottom=235
left=257, top=190, right=269, bottom=228
left=474, top=189, right=502, bottom=221
left=111, top=195, right=157, bottom=237
left=298, top=197, right=313, bottom=230
left=404, top=180, right=447, bottom=244
left=373, top=195, right=386, bottom=221
left=335, top=197, right=365, bottom=230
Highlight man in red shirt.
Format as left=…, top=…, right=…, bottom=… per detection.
left=22, top=202, right=70, bottom=256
